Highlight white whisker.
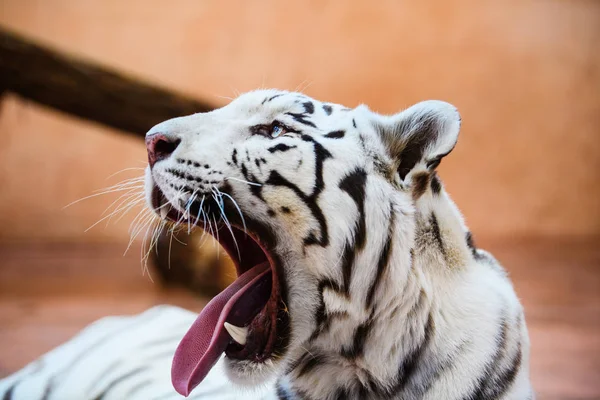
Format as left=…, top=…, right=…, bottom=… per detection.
left=213, top=189, right=240, bottom=260
left=220, top=192, right=247, bottom=234
left=63, top=184, right=144, bottom=209
left=224, top=177, right=262, bottom=187
left=105, top=167, right=146, bottom=180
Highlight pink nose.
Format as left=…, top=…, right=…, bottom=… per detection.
left=145, top=133, right=181, bottom=167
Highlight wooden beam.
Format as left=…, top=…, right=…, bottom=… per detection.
left=0, top=27, right=225, bottom=294
left=0, top=27, right=214, bottom=136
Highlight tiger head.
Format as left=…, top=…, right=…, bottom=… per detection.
left=144, top=90, right=460, bottom=395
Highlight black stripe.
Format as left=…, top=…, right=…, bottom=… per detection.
left=337, top=169, right=368, bottom=296
left=392, top=312, right=435, bottom=394
left=339, top=169, right=368, bottom=250
left=267, top=135, right=332, bottom=248
left=277, top=383, right=294, bottom=400
left=465, top=231, right=489, bottom=263
left=2, top=361, right=44, bottom=400
left=365, top=203, right=395, bottom=308
left=362, top=311, right=435, bottom=399
left=484, top=342, right=523, bottom=399
left=294, top=388, right=317, bottom=400
left=352, top=118, right=357, bottom=128
left=355, top=382, right=369, bottom=399
left=303, top=101, right=315, bottom=114
left=322, top=104, right=333, bottom=115
left=430, top=213, right=446, bottom=258
left=397, top=134, right=427, bottom=180
left=339, top=238, right=358, bottom=293
left=334, top=387, right=351, bottom=400
left=92, top=367, right=147, bottom=400
left=340, top=317, right=373, bottom=359
left=430, top=173, right=442, bottom=194
left=267, top=170, right=329, bottom=247
left=286, top=112, right=316, bottom=128
left=297, top=352, right=326, bottom=378
left=231, top=149, right=238, bottom=165
left=324, top=130, right=345, bottom=139
left=87, top=359, right=121, bottom=394
left=285, top=352, right=310, bottom=375
left=2, top=383, right=15, bottom=400
left=465, top=231, right=476, bottom=252
left=478, top=316, right=524, bottom=400
left=263, top=93, right=284, bottom=104
left=426, top=147, right=454, bottom=170
left=237, top=163, right=264, bottom=201
left=42, top=309, right=163, bottom=400
left=402, top=339, right=470, bottom=399
left=462, top=315, right=510, bottom=400
left=319, top=311, right=349, bottom=340
left=268, top=143, right=297, bottom=153
left=412, top=172, right=430, bottom=200
left=310, top=279, right=344, bottom=341
left=408, top=289, right=427, bottom=319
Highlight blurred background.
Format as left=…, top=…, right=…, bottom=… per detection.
left=0, top=1, right=598, bottom=399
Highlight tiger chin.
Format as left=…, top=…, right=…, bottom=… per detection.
left=143, top=89, right=533, bottom=399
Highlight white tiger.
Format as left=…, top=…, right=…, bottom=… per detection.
left=0, top=90, right=533, bottom=399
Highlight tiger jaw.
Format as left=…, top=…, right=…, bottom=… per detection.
left=147, top=177, right=292, bottom=395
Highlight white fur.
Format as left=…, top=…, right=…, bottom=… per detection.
left=0, top=90, right=532, bottom=399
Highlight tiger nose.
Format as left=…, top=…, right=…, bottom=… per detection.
left=145, top=133, right=181, bottom=168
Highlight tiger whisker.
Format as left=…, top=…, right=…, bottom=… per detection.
left=212, top=213, right=220, bottom=260
left=125, top=210, right=156, bottom=255
left=185, top=191, right=199, bottom=235
left=92, top=177, right=145, bottom=192
left=105, top=167, right=146, bottom=180
left=219, top=192, right=247, bottom=234
left=224, top=177, right=262, bottom=187
left=111, top=196, right=147, bottom=224
left=84, top=194, right=146, bottom=233
left=99, top=188, right=143, bottom=218
left=213, top=188, right=240, bottom=260
left=63, top=184, right=144, bottom=209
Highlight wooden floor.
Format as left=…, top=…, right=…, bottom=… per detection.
left=0, top=237, right=598, bottom=399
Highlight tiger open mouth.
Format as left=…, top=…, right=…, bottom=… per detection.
left=151, top=186, right=289, bottom=396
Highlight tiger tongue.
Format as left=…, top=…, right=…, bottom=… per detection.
left=171, top=262, right=272, bottom=396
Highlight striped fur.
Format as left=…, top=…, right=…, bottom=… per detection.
left=0, top=90, right=533, bottom=399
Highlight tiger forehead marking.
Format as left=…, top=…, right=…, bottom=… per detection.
left=141, top=89, right=532, bottom=399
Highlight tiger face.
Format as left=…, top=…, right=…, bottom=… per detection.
left=144, top=90, right=460, bottom=395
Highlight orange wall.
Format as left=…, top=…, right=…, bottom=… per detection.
left=0, top=0, right=598, bottom=242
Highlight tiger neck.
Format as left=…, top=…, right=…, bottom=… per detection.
left=284, top=172, right=474, bottom=396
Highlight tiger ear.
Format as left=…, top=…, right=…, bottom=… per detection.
left=373, top=100, right=461, bottom=181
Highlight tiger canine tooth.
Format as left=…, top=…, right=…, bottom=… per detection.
left=160, top=206, right=169, bottom=220
left=224, top=322, right=248, bottom=345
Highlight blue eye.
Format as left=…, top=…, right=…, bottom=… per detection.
left=271, top=124, right=283, bottom=138
left=252, top=121, right=290, bottom=138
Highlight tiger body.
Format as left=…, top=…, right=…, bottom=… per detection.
left=0, top=90, right=532, bottom=399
